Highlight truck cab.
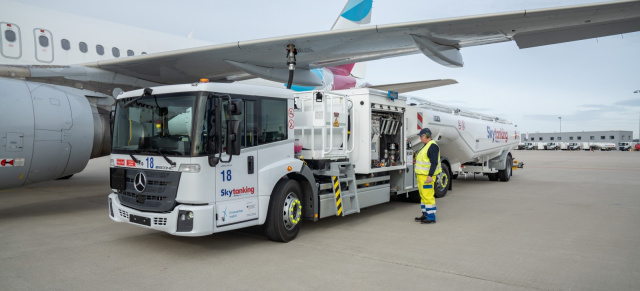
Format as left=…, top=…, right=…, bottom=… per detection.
left=567, top=143, right=580, bottom=151
left=619, top=142, right=631, bottom=151
left=108, top=83, right=314, bottom=241
left=525, top=142, right=535, bottom=150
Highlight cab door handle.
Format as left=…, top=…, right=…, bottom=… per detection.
left=248, top=156, right=254, bottom=174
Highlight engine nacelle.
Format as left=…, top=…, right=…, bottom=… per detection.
left=0, top=78, right=109, bottom=189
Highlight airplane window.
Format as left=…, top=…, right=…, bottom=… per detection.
left=4, top=30, right=16, bottom=42
left=61, top=39, right=70, bottom=50
left=96, top=45, right=104, bottom=55
left=141, top=52, right=147, bottom=55
left=127, top=50, right=134, bottom=56
left=112, top=47, right=120, bottom=57
left=39, top=35, right=49, bottom=47
left=79, top=42, right=88, bottom=53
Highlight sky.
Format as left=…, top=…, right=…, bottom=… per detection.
left=14, top=0, right=640, bottom=139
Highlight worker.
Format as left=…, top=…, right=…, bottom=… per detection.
left=414, top=128, right=441, bottom=224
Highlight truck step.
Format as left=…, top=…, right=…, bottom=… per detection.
left=341, top=192, right=356, bottom=198
left=343, top=209, right=360, bottom=216
left=329, top=163, right=361, bottom=217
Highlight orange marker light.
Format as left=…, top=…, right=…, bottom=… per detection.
left=199, top=78, right=209, bottom=83
left=287, top=166, right=292, bottom=171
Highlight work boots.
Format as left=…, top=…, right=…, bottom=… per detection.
left=415, top=214, right=436, bottom=224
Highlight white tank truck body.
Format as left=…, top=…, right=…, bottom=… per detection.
left=293, top=88, right=520, bottom=201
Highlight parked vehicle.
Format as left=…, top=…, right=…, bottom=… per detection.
left=619, top=142, right=632, bottom=151
left=599, top=143, right=616, bottom=151
left=567, top=143, right=581, bottom=151
left=107, top=83, right=520, bottom=242
left=525, top=142, right=536, bottom=150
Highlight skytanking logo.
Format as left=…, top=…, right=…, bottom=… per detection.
left=487, top=126, right=509, bottom=143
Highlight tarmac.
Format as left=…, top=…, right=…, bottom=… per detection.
left=1, top=150, right=639, bottom=290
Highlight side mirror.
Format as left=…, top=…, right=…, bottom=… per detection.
left=208, top=156, right=220, bottom=167
left=109, top=110, right=115, bottom=136
left=226, top=120, right=241, bottom=156
left=229, top=99, right=243, bottom=115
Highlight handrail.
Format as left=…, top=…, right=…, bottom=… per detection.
left=346, top=98, right=355, bottom=154
left=323, top=94, right=336, bottom=155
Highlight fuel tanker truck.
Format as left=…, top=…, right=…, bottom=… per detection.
left=108, top=82, right=520, bottom=242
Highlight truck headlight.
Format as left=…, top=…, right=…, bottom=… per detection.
left=177, top=210, right=194, bottom=232
left=178, top=164, right=201, bottom=173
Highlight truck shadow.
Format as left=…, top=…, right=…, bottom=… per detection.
left=145, top=201, right=408, bottom=252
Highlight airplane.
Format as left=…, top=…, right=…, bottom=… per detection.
left=1, top=0, right=639, bottom=190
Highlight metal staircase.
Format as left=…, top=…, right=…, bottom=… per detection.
left=327, top=162, right=360, bottom=216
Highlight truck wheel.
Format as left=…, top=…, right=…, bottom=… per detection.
left=498, top=155, right=512, bottom=182
left=265, top=179, right=303, bottom=242
left=434, top=163, right=450, bottom=198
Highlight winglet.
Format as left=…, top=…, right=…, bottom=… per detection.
left=329, top=0, right=372, bottom=79
left=331, top=0, right=372, bottom=30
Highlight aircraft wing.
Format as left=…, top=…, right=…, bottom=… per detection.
left=86, top=0, right=640, bottom=85
left=368, top=79, right=458, bottom=93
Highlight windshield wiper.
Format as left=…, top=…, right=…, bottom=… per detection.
left=154, top=149, right=176, bottom=167
left=129, top=153, right=141, bottom=164
left=122, top=87, right=153, bottom=108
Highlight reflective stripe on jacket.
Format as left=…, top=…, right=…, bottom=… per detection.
left=415, top=140, right=442, bottom=176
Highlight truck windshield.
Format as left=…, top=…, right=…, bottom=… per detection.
left=112, top=93, right=198, bottom=156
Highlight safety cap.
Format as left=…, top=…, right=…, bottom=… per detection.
left=417, top=128, right=432, bottom=137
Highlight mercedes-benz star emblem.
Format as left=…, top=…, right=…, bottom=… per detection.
left=134, top=172, right=147, bottom=192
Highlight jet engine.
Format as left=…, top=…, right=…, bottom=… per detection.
left=0, top=78, right=112, bottom=189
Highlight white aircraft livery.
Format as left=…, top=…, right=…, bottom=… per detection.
left=1, top=0, right=639, bottom=189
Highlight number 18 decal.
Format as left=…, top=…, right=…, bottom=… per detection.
left=221, top=170, right=232, bottom=181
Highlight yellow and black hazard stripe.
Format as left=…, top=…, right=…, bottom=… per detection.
left=332, top=176, right=342, bottom=216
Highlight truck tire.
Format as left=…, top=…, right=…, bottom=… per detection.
left=434, top=163, right=450, bottom=198
left=265, top=179, right=303, bottom=242
left=498, top=155, right=512, bottom=182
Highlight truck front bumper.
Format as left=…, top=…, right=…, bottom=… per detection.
left=108, top=193, right=215, bottom=237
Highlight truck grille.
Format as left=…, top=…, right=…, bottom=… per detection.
left=115, top=169, right=181, bottom=212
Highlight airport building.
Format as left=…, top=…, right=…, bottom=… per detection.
left=521, top=130, right=634, bottom=144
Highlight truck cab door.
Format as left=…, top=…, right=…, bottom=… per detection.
left=215, top=99, right=259, bottom=227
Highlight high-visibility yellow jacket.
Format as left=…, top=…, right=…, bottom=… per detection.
left=415, top=140, right=441, bottom=177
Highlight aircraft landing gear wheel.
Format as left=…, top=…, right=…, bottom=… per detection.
left=265, top=179, right=302, bottom=242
